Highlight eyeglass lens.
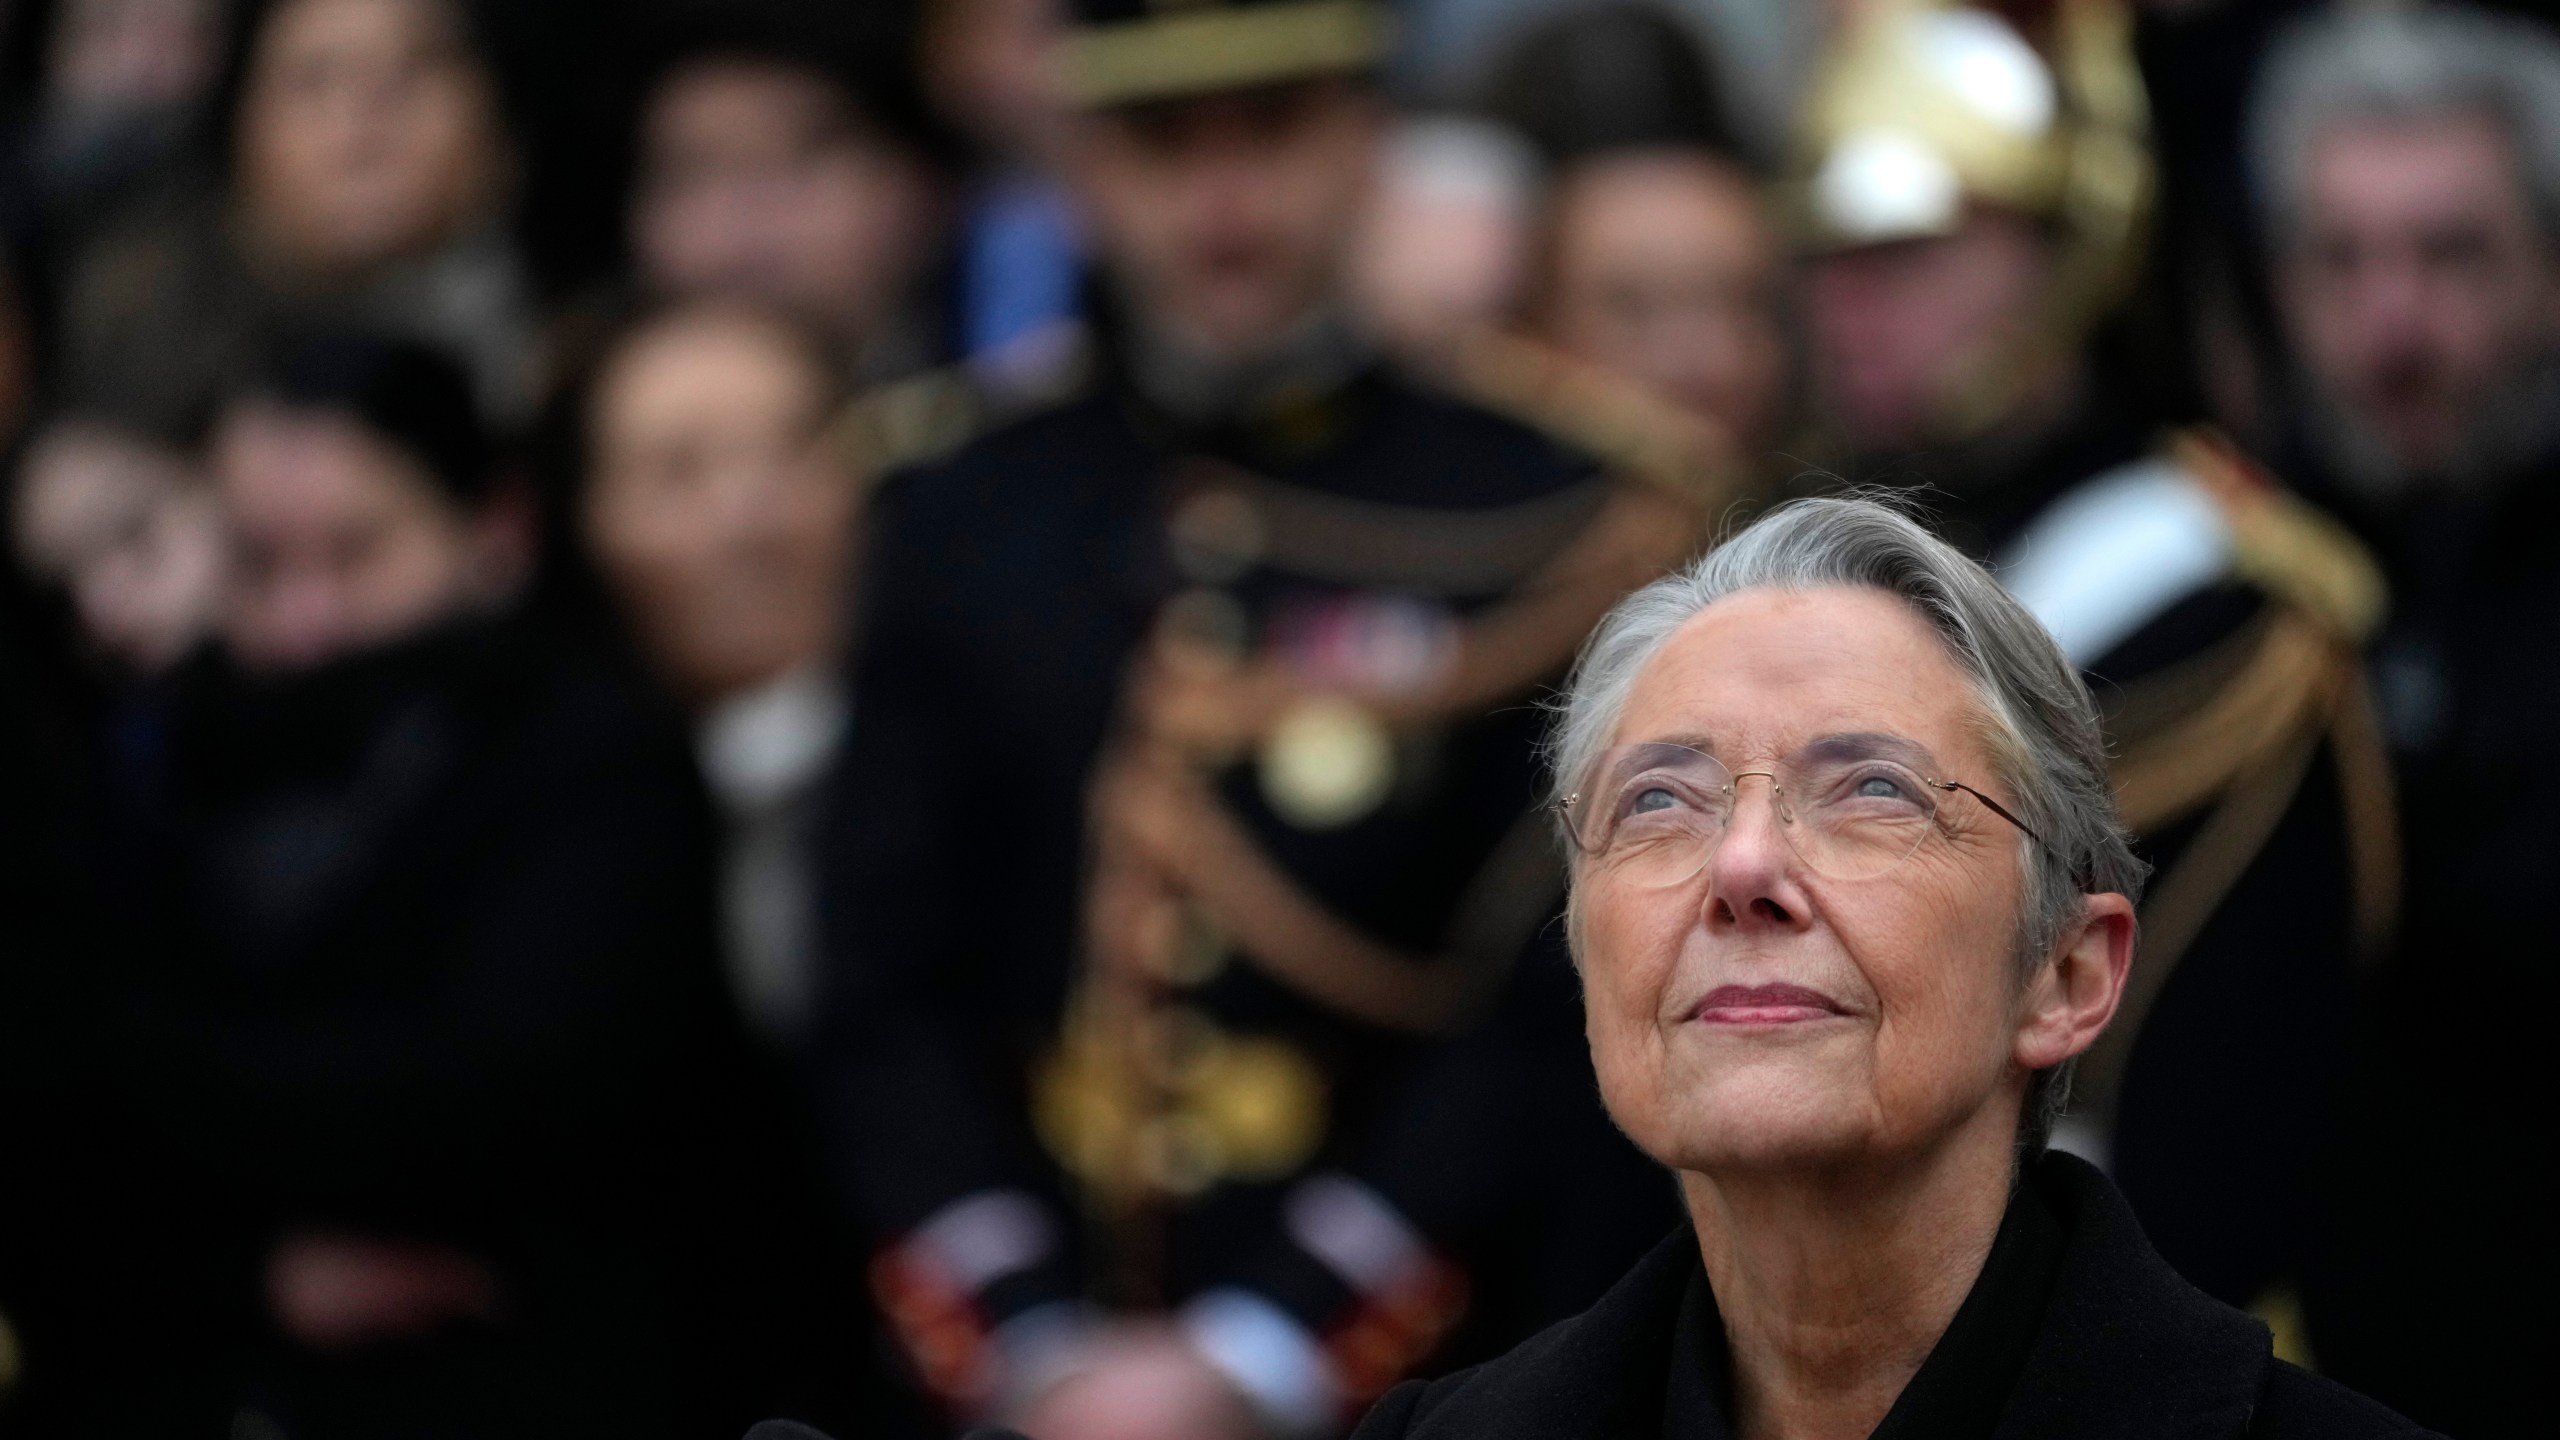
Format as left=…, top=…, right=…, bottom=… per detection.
left=1566, top=742, right=1950, bottom=886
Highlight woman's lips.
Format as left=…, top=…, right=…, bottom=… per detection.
left=1692, top=983, right=1848, bottom=1026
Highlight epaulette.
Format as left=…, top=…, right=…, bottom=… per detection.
left=2171, top=428, right=2386, bottom=645
left=826, top=367, right=992, bottom=491
left=1439, top=329, right=1752, bottom=515
left=1995, top=425, right=2386, bottom=671
left=825, top=329, right=1098, bottom=490
left=2003, top=426, right=2387, bottom=832
left=2060, top=428, right=2399, bottom=1124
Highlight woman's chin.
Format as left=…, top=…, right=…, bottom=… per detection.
left=1646, top=1066, right=1876, bottom=1174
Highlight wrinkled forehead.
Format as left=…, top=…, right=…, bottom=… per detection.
left=1588, top=730, right=1948, bottom=787
left=2298, top=110, right=2535, bottom=234
left=1608, top=585, right=1999, bottom=775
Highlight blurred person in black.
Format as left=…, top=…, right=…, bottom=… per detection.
left=2, top=0, right=233, bottom=247
left=54, top=0, right=537, bottom=435
left=1291, top=6, right=1790, bottom=1412
left=624, top=4, right=956, bottom=390
left=577, top=298, right=863, bottom=1049
left=92, top=332, right=813, bottom=1438
left=811, top=2, right=1734, bottom=1436
left=1493, top=2, right=1788, bottom=458
left=0, top=414, right=180, bottom=1434
left=1537, top=146, right=1784, bottom=447
left=2252, top=7, right=2560, bottom=1434
left=1788, top=0, right=2392, bottom=1348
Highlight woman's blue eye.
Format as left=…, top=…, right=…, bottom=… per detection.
left=1630, top=786, right=1680, bottom=814
left=1854, top=775, right=1907, bottom=800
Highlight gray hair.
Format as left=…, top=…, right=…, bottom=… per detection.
left=1547, top=496, right=2147, bottom=1151
left=2250, top=3, right=2560, bottom=245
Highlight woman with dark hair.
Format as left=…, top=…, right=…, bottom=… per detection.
left=96, top=332, right=776, bottom=1436
left=53, top=0, right=538, bottom=437
left=575, top=297, right=861, bottom=1046
left=622, top=2, right=958, bottom=387
left=1486, top=2, right=1789, bottom=453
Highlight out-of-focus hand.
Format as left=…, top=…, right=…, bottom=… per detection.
left=1010, top=1324, right=1265, bottom=1440
left=1126, top=650, right=1303, bottom=762
left=264, top=1232, right=498, bottom=1349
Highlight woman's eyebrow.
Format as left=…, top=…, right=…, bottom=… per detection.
left=1797, top=732, right=1940, bottom=769
left=1647, top=731, right=1719, bottom=753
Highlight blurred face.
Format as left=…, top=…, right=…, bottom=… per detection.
left=1807, top=211, right=2051, bottom=453
left=634, top=60, right=940, bottom=348
left=215, top=402, right=480, bottom=672
left=48, top=0, right=226, bottom=117
left=1346, top=157, right=1529, bottom=363
left=1069, top=80, right=1383, bottom=360
left=2277, top=113, right=2560, bottom=489
left=921, top=0, right=1065, bottom=160
left=13, top=423, right=223, bottom=673
left=584, top=309, right=855, bottom=703
left=1546, top=152, right=1786, bottom=444
left=1575, top=587, right=2042, bottom=1175
left=236, top=0, right=505, bottom=277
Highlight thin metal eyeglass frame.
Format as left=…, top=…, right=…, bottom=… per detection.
left=1555, top=768, right=2055, bottom=877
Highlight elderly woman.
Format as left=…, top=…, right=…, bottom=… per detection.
left=1352, top=499, right=2427, bottom=1439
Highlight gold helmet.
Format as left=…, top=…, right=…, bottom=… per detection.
left=1789, top=0, right=2153, bottom=437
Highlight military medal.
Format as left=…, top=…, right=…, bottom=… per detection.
left=1259, top=695, right=1395, bottom=829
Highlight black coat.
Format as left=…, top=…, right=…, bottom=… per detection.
left=1353, top=1154, right=2433, bottom=1440
left=89, top=612, right=870, bottom=1438
left=2284, top=446, right=2560, bottom=1439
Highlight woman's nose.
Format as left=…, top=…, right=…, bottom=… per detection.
left=1703, top=776, right=1805, bottom=928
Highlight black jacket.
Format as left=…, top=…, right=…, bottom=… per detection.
left=90, top=612, right=869, bottom=1437
left=2282, top=444, right=2560, bottom=1439
left=1354, top=1154, right=2433, bottom=1440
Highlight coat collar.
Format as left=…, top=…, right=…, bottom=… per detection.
left=1411, top=1223, right=1695, bottom=1440
left=1390, top=1154, right=2270, bottom=1440
left=1992, top=1153, right=2271, bottom=1439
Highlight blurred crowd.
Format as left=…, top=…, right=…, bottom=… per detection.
left=0, top=0, right=2551, bottom=1436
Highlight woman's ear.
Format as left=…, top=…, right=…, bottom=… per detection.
left=2014, top=892, right=2135, bottom=1072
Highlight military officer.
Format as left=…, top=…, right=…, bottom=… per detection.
left=2252, top=9, right=2560, bottom=1431
left=809, top=2, right=1736, bottom=1435
left=1787, top=0, right=2393, bottom=1339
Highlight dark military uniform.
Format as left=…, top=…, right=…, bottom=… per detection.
left=2278, top=444, right=2559, bottom=1440
left=813, top=302, right=1722, bottom=1420
left=810, top=2, right=1739, bottom=1425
